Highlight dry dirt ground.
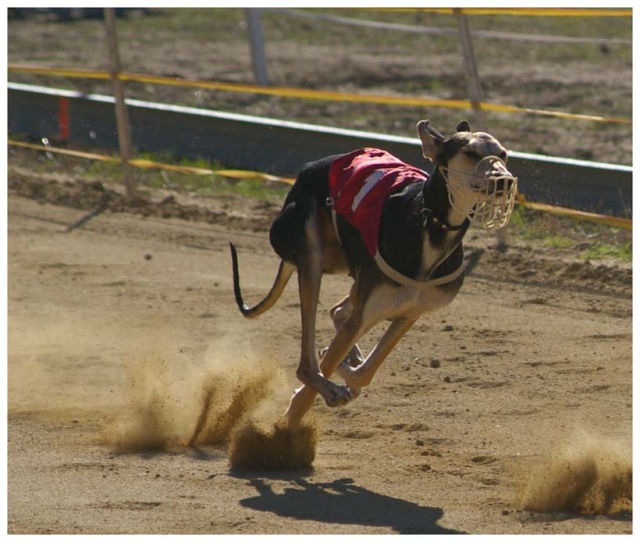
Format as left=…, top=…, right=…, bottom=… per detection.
left=6, top=175, right=632, bottom=535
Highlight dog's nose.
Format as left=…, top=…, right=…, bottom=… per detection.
left=490, top=176, right=515, bottom=194
left=490, top=160, right=510, bottom=176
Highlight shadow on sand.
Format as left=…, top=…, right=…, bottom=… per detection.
left=234, top=474, right=465, bottom=534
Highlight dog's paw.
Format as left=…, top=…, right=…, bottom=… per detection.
left=323, top=384, right=353, bottom=408
left=336, top=362, right=364, bottom=398
left=348, top=386, right=362, bottom=400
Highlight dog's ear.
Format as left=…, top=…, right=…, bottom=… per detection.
left=456, top=120, right=471, bottom=133
left=416, top=120, right=445, bottom=162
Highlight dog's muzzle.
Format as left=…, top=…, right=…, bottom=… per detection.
left=442, top=156, right=518, bottom=230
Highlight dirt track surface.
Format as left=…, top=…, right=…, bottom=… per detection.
left=7, top=181, right=632, bottom=535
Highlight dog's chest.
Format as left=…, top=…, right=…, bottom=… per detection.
left=363, top=281, right=461, bottom=322
left=328, top=148, right=428, bottom=257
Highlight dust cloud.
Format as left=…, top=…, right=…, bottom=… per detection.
left=9, top=314, right=319, bottom=470
left=102, top=329, right=318, bottom=469
left=519, top=429, right=632, bottom=515
left=8, top=315, right=125, bottom=416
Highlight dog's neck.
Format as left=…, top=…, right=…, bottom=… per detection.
left=418, top=167, right=469, bottom=280
left=422, top=165, right=471, bottom=231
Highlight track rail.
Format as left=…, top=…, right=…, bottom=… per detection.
left=8, top=82, right=632, bottom=218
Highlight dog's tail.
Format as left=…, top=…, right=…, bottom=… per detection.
left=229, top=242, right=295, bottom=318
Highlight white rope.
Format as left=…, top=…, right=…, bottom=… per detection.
left=374, top=251, right=465, bottom=290
left=276, top=9, right=631, bottom=46
left=331, top=209, right=465, bottom=290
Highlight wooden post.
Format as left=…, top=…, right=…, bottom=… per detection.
left=454, top=9, right=487, bottom=131
left=104, top=7, right=136, bottom=198
left=454, top=8, right=509, bottom=250
left=246, top=8, right=269, bottom=86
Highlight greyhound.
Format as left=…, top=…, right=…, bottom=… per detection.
left=230, top=120, right=517, bottom=427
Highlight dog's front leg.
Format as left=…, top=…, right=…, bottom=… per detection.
left=325, top=295, right=365, bottom=368
left=336, top=316, right=416, bottom=389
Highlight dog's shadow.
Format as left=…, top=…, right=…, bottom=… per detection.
left=233, top=473, right=465, bottom=534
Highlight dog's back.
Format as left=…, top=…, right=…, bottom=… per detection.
left=269, top=154, right=341, bottom=266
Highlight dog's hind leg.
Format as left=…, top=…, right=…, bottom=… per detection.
left=295, top=200, right=353, bottom=408
left=285, top=271, right=379, bottom=426
left=285, top=312, right=365, bottom=427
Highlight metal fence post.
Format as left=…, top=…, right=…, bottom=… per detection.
left=104, top=7, right=136, bottom=198
left=454, top=8, right=510, bottom=249
left=246, top=8, right=269, bottom=86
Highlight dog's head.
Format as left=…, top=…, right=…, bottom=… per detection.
left=417, top=120, right=518, bottom=230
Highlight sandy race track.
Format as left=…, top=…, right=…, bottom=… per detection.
left=7, top=183, right=632, bottom=535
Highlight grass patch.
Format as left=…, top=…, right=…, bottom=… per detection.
left=582, top=241, right=632, bottom=263
left=543, top=235, right=574, bottom=250
left=7, top=140, right=632, bottom=264
left=507, top=205, right=631, bottom=263
left=8, top=143, right=291, bottom=204
left=130, top=152, right=291, bottom=202
left=8, top=144, right=631, bottom=265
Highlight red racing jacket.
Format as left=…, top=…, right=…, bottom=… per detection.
left=328, top=147, right=429, bottom=257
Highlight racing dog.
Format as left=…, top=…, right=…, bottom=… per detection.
left=230, top=120, right=517, bottom=427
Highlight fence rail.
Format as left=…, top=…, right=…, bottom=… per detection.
left=8, top=82, right=632, bottom=222
left=7, top=64, right=631, bottom=126
left=7, top=8, right=632, bottom=227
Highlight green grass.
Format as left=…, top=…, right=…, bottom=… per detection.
left=76, top=150, right=291, bottom=203
left=8, top=143, right=632, bottom=264
left=581, top=241, right=632, bottom=263
left=542, top=235, right=574, bottom=250
left=6, top=9, right=633, bottom=259
left=7, top=142, right=291, bottom=204
left=80, top=150, right=635, bottom=264
left=506, top=205, right=631, bottom=263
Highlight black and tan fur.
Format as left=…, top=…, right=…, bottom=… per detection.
left=230, top=120, right=514, bottom=426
